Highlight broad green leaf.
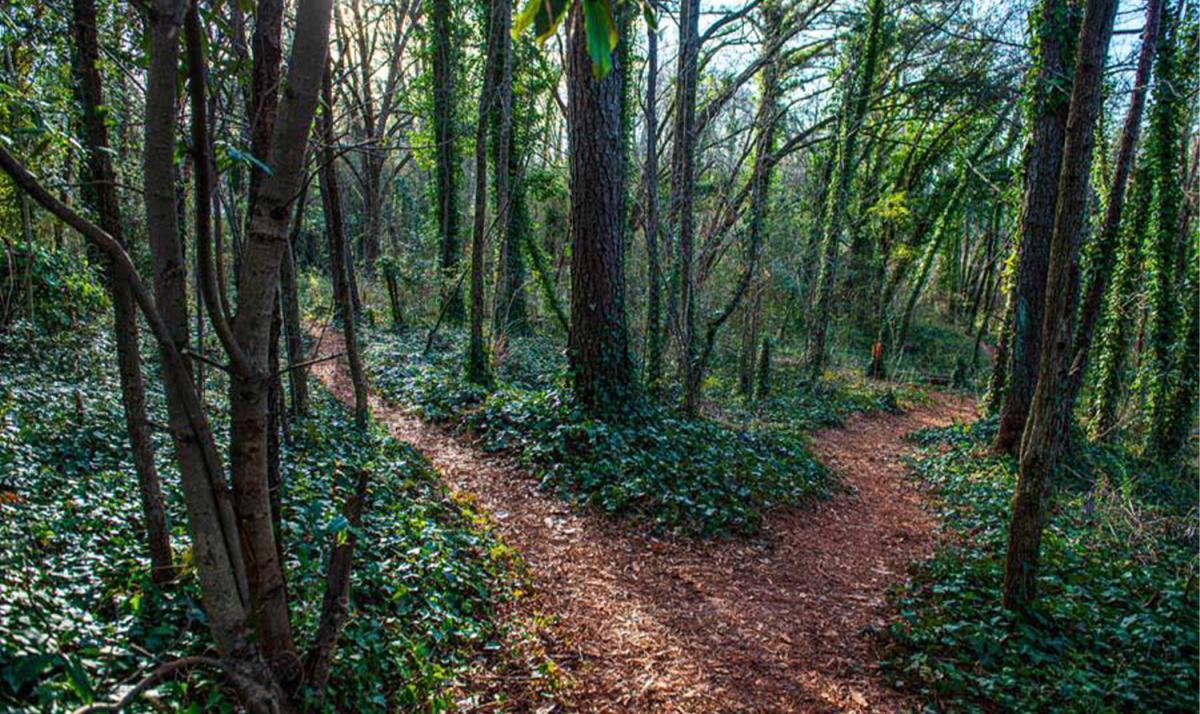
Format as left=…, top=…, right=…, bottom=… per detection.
left=582, top=0, right=617, bottom=78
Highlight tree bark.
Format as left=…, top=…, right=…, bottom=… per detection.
left=1004, top=0, right=1116, bottom=611
left=807, top=0, right=885, bottom=381
left=466, top=0, right=505, bottom=384
left=431, top=0, right=463, bottom=323
left=642, top=14, right=663, bottom=394
left=993, top=0, right=1076, bottom=454
left=321, top=64, right=371, bottom=428
left=1061, top=0, right=1163, bottom=420
left=281, top=183, right=310, bottom=418
left=1143, top=8, right=1188, bottom=457
left=229, top=0, right=334, bottom=687
left=490, top=0, right=515, bottom=341
left=671, top=0, right=701, bottom=414
left=146, top=0, right=251, bottom=660
left=248, top=0, right=282, bottom=218
left=70, top=0, right=174, bottom=585
left=565, top=5, right=635, bottom=415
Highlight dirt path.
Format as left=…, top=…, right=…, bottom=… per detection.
left=309, top=330, right=973, bottom=712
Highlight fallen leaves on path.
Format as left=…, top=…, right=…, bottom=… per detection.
left=310, top=329, right=973, bottom=712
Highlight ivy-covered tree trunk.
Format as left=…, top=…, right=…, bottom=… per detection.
left=492, top=62, right=529, bottom=336
left=466, top=0, right=505, bottom=385
left=565, top=4, right=635, bottom=415
left=1143, top=7, right=1190, bottom=458
left=430, top=0, right=463, bottom=323
left=807, top=0, right=884, bottom=382
left=993, top=0, right=1076, bottom=454
left=1060, top=0, right=1163, bottom=420
left=671, top=0, right=701, bottom=414
left=1161, top=214, right=1198, bottom=460
left=70, top=0, right=174, bottom=585
left=490, top=0, right=518, bottom=340
left=642, top=14, right=663, bottom=394
left=1004, top=0, right=1116, bottom=611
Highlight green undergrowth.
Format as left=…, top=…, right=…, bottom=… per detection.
left=0, top=321, right=540, bottom=712
left=366, top=327, right=832, bottom=536
left=716, top=358, right=928, bottom=434
left=882, top=417, right=1198, bottom=712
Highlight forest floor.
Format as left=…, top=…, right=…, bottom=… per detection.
left=310, top=329, right=974, bottom=713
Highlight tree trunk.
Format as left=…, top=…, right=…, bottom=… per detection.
left=70, top=0, right=174, bottom=585
left=671, top=0, right=700, bottom=414
left=248, top=0, right=282, bottom=219
left=642, top=15, right=663, bottom=394
left=146, top=0, right=251, bottom=661
left=993, top=0, right=1076, bottom=454
left=1004, top=0, right=1116, bottom=611
left=739, top=283, right=763, bottom=397
left=281, top=184, right=309, bottom=418
left=1143, top=8, right=1189, bottom=458
left=227, top=0, right=334, bottom=687
left=807, top=0, right=885, bottom=381
left=565, top=5, right=635, bottom=415
left=321, top=64, right=371, bottom=428
left=490, top=0, right=515, bottom=340
left=431, top=0, right=463, bottom=323
left=1061, top=0, right=1163, bottom=419
left=466, top=0, right=505, bottom=384
left=757, top=336, right=772, bottom=400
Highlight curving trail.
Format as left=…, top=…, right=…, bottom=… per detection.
left=309, top=329, right=973, bottom=712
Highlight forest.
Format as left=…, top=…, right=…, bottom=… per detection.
left=0, top=0, right=1196, bottom=709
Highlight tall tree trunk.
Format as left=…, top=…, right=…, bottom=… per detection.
left=565, top=5, right=635, bottom=415
left=642, top=14, right=663, bottom=394
left=1003, top=0, right=1116, bottom=611
left=1061, top=0, right=1163, bottom=419
left=281, top=183, right=309, bottom=417
left=321, top=65, right=371, bottom=427
left=466, top=0, right=504, bottom=384
left=490, top=0, right=515, bottom=340
left=807, top=0, right=885, bottom=381
left=993, top=0, right=1076, bottom=454
left=248, top=0, right=282, bottom=219
left=70, top=0, right=174, bottom=585
left=1143, top=7, right=1189, bottom=457
left=226, top=0, right=334, bottom=687
left=671, top=0, right=700, bottom=414
left=147, top=0, right=251, bottom=661
left=431, top=0, right=463, bottom=323
left=739, top=283, right=763, bottom=397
